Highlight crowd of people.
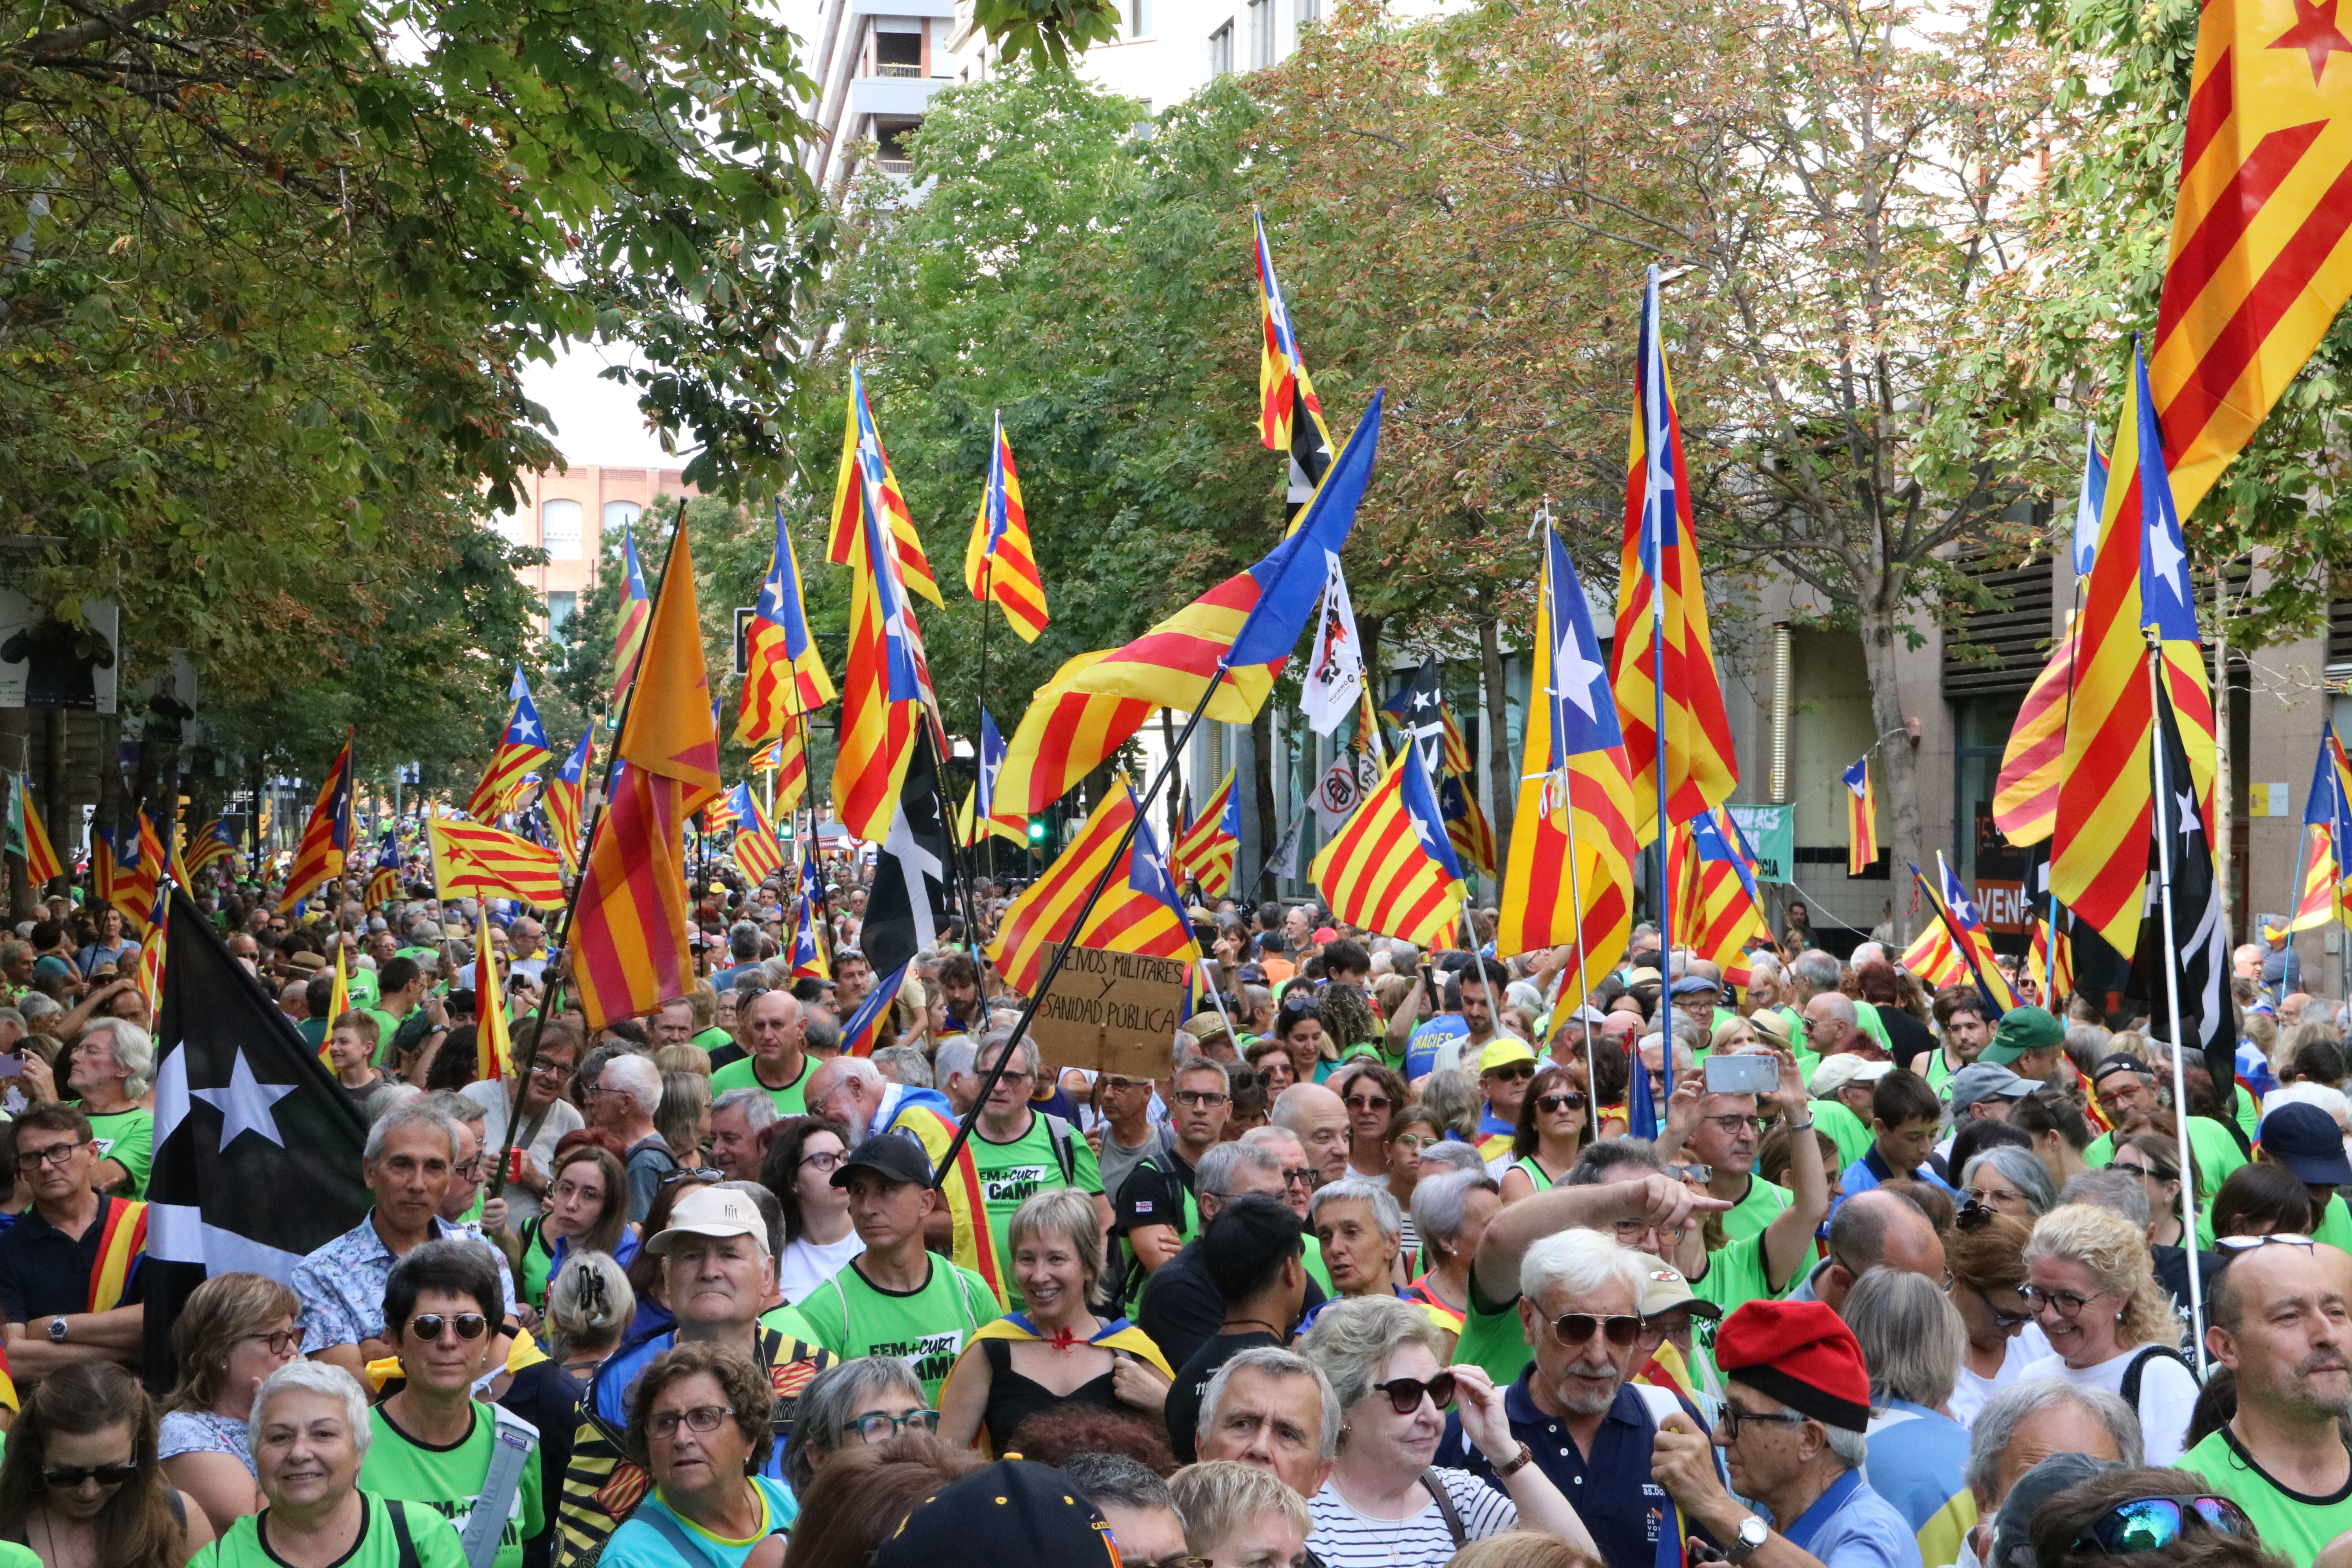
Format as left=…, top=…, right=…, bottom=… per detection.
left=0, top=866, right=2340, bottom=1568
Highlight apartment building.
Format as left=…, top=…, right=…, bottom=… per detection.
left=493, top=465, right=695, bottom=638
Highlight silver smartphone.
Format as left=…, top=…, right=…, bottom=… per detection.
left=1705, top=1054, right=1779, bottom=1095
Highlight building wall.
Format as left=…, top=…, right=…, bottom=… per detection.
left=494, top=465, right=695, bottom=637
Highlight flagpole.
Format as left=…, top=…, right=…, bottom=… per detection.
left=489, top=497, right=688, bottom=1192
left=1536, top=504, right=1602, bottom=1112
left=2144, top=634, right=2207, bottom=1373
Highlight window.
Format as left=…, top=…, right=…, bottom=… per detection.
left=541, top=499, right=583, bottom=559
left=1298, top=0, right=1318, bottom=24
left=546, top=592, right=577, bottom=640
left=1209, top=20, right=1234, bottom=74
left=602, top=499, right=642, bottom=542
left=873, top=24, right=922, bottom=75
left=1249, top=0, right=1274, bottom=66
left=1130, top=0, right=1152, bottom=36
left=491, top=506, right=529, bottom=544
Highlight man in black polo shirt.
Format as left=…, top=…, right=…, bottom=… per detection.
left=1137, top=1140, right=1324, bottom=1372
left=0, top=1103, right=146, bottom=1384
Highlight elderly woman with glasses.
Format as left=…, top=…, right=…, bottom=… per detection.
left=604, top=1342, right=794, bottom=1567
left=1295, top=1296, right=1594, bottom=1568
left=782, top=1357, right=938, bottom=1494
left=2020, top=1204, right=2200, bottom=1464
left=1944, top=1210, right=2050, bottom=1428
left=1960, top=1144, right=2059, bottom=1225
left=158, top=1273, right=304, bottom=1534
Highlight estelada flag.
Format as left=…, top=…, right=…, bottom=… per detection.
left=571, top=519, right=722, bottom=1028
left=1844, top=756, right=1879, bottom=876
left=542, top=730, right=592, bottom=878
left=1311, top=744, right=1466, bottom=951
left=427, top=817, right=566, bottom=908
left=827, top=365, right=942, bottom=607
left=278, top=736, right=354, bottom=913
left=727, top=784, right=786, bottom=887
left=964, top=413, right=1050, bottom=642
left=1254, top=209, right=1337, bottom=511
left=610, top=522, right=653, bottom=707
left=466, top=669, right=553, bottom=822
left=7, top=773, right=61, bottom=887
left=831, top=381, right=939, bottom=845
left=737, top=502, right=836, bottom=746
left=1172, top=769, right=1241, bottom=900
left=473, top=903, right=512, bottom=1082
left=1912, top=854, right=2022, bottom=1017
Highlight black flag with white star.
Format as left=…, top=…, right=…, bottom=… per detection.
left=864, top=729, right=954, bottom=981
left=141, top=888, right=370, bottom=1387
left=2138, top=677, right=2231, bottom=1059
left=1380, top=656, right=1447, bottom=782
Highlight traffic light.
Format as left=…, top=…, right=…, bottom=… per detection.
left=1027, top=817, right=1048, bottom=845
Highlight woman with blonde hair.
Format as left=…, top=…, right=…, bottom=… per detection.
left=1443, top=1534, right=1603, bottom=1568
left=158, top=1272, right=302, bottom=1533
left=2020, top=1202, right=2200, bottom=1463
left=1169, top=1460, right=1314, bottom=1568
left=655, top=1068, right=712, bottom=1169
left=543, top=1250, right=636, bottom=1375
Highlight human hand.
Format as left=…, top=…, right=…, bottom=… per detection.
left=1449, top=1363, right=1516, bottom=1464
left=480, top=1197, right=509, bottom=1233
left=1664, top=1069, right=1706, bottom=1140
left=1616, top=1173, right=1731, bottom=1236
left=18, top=1051, right=54, bottom=1105
left=1650, top=1411, right=1728, bottom=1512
left=1112, top=1355, right=1170, bottom=1414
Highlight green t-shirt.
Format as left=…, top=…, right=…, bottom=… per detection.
left=0, top=1544, right=31, bottom=1568
left=365, top=1006, right=404, bottom=1068
left=358, top=1405, right=543, bottom=1568
left=1853, top=1002, right=1893, bottom=1053
left=692, top=1026, right=733, bottom=1053
left=348, top=969, right=381, bottom=1007
left=707, top=1055, right=810, bottom=1116
left=2182, top=1424, right=2352, bottom=1568
left=2315, top=1191, right=2352, bottom=1253
left=793, top=1256, right=1002, bottom=1399
left=1810, top=1098, right=1877, bottom=1169
left=195, top=1494, right=469, bottom=1568
left=970, top=1112, right=1102, bottom=1309
left=84, top=1106, right=153, bottom=1198
left=517, top=1219, right=556, bottom=1311
left=1506, top=1157, right=1556, bottom=1194
left=1720, top=1171, right=1792, bottom=1244
left=2086, top=1116, right=2249, bottom=1244
left=1455, top=1273, right=1536, bottom=1389
left=1303, top=1234, right=1333, bottom=1294
left=758, top=1302, right=819, bottom=1343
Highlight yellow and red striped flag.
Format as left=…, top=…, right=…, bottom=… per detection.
left=788, top=891, right=828, bottom=980
left=988, top=781, right=1202, bottom=997
left=467, top=671, right=553, bottom=822
left=2027, top=915, right=2076, bottom=1005
left=727, top=784, right=786, bottom=886
left=1667, top=808, right=1770, bottom=984
left=542, top=730, right=592, bottom=877
left=427, top=817, right=567, bottom=908
left=998, top=393, right=1384, bottom=814
left=831, top=399, right=937, bottom=843
left=1496, top=525, right=1637, bottom=1014
left=323, top=940, right=349, bottom=1066
left=827, top=365, right=942, bottom=607
left=2051, top=345, right=2217, bottom=956
left=965, top=413, right=1050, bottom=642
left=12, top=778, right=61, bottom=889
left=610, top=522, right=652, bottom=708
left=1172, top=769, right=1241, bottom=900
left=1912, top=854, right=2024, bottom=1014
left=1254, top=209, right=1337, bottom=512
left=1311, top=746, right=1467, bottom=952
left=474, top=903, right=512, bottom=1082
left=184, top=817, right=236, bottom=879
left=133, top=888, right=165, bottom=1020
left=1992, top=632, right=2076, bottom=847
left=2150, top=0, right=2352, bottom=520
left=737, top=503, right=837, bottom=747
left=2265, top=824, right=2339, bottom=938
left=1901, top=915, right=1970, bottom=990
left=278, top=736, right=355, bottom=913
left=1843, top=756, right=1879, bottom=876
left=571, top=519, right=722, bottom=1029
left=1610, top=269, right=1738, bottom=841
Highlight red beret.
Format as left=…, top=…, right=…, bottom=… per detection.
left=1714, top=1299, right=1871, bottom=1432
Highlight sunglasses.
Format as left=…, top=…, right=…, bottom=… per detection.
left=2072, top=1496, right=2252, bottom=1556
left=406, top=1312, right=488, bottom=1342
left=2217, top=1233, right=2315, bottom=1254
left=1345, top=1094, right=1394, bottom=1113
left=1484, top=1063, right=1537, bottom=1082
left=1534, top=1093, right=1588, bottom=1114
left=1551, top=1312, right=1646, bottom=1346
left=42, top=1463, right=136, bottom=1488
left=1373, top=1372, right=1457, bottom=1414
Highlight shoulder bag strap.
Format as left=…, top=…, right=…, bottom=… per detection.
left=460, top=1407, right=541, bottom=1568
left=1043, top=1114, right=1078, bottom=1185
left=1421, top=1470, right=1469, bottom=1549
left=386, top=1499, right=425, bottom=1568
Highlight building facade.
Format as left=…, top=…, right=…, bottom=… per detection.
left=493, top=465, right=695, bottom=638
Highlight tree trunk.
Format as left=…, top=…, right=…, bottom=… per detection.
left=1859, top=598, right=1922, bottom=943
left=1359, top=613, right=1384, bottom=708
left=1477, top=609, right=1515, bottom=882
left=1252, top=702, right=1278, bottom=904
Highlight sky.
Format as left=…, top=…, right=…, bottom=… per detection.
left=519, top=340, right=697, bottom=469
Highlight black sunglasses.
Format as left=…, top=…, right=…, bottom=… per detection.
left=43, top=1463, right=136, bottom=1488
left=1551, top=1312, right=1645, bottom=1346
left=406, top=1312, right=488, bottom=1342
left=1373, top=1372, right=1456, bottom=1414
left=1534, top=1092, right=1589, bottom=1114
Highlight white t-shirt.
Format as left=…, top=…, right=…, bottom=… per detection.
left=1308, top=1466, right=1517, bottom=1568
left=778, top=1231, right=867, bottom=1305
left=460, top=1081, right=585, bottom=1225
left=1949, top=1323, right=2053, bottom=1429
left=2019, top=1343, right=2200, bottom=1463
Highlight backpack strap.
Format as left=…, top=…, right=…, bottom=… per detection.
left=2120, top=1343, right=2195, bottom=1409
left=461, top=1404, right=542, bottom=1568
left=386, top=1498, right=424, bottom=1568
left=632, top=1502, right=715, bottom=1564
left=1042, top=1114, right=1078, bottom=1186
left=1421, top=1470, right=1469, bottom=1549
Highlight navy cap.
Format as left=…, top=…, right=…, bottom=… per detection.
left=2260, top=1102, right=2352, bottom=1184
left=873, top=1461, right=1119, bottom=1568
left=830, top=1132, right=936, bottom=1189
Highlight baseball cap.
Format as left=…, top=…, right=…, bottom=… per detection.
left=830, top=1132, right=937, bottom=1190
left=646, top=1184, right=768, bottom=1255
left=1809, top=1054, right=1893, bottom=1097
left=1946, top=1062, right=2036, bottom=1112
left=2090, top=1052, right=2155, bottom=1084
left=1477, top=1038, right=1538, bottom=1076
left=2259, top=1102, right=2352, bottom=1184
left=873, top=1461, right=1118, bottom=1568
left=1638, top=1263, right=1723, bottom=1321
left=1978, top=1005, right=2065, bottom=1067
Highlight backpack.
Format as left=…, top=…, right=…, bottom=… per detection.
left=2120, top=1342, right=2197, bottom=1410
left=1040, top=1113, right=1079, bottom=1186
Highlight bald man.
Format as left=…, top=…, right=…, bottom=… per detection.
left=1271, top=1083, right=1350, bottom=1188
left=1786, top=1188, right=1945, bottom=1317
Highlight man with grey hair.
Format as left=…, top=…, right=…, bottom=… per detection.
left=712, top=921, right=764, bottom=990
left=1141, top=1140, right=1327, bottom=1371
left=1060, top=1453, right=1189, bottom=1566
left=1965, top=1381, right=2140, bottom=1564
left=67, top=1015, right=155, bottom=1197
left=1845, top=1268, right=1974, bottom=1564
left=1270, top=1082, right=1349, bottom=1188
left=588, top=1052, right=672, bottom=1221
left=870, top=1043, right=932, bottom=1088
left=290, top=1096, right=516, bottom=1374
left=968, top=1029, right=1105, bottom=1310
left=1196, top=1345, right=1340, bottom=1498
left=707, top=1085, right=779, bottom=1183
left=933, top=1035, right=981, bottom=1115
left=1788, top=1188, right=1946, bottom=1318
left=1434, top=1227, right=1701, bottom=1568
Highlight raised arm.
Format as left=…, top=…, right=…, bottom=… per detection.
left=1472, top=1173, right=1730, bottom=1304
left=1758, top=1050, right=1830, bottom=1292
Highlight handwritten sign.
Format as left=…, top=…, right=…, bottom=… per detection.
left=1026, top=943, right=1187, bottom=1078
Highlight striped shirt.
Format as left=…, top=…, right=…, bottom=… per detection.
left=1307, top=1467, right=1517, bottom=1568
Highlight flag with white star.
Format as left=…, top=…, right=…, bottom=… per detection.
left=864, top=728, right=955, bottom=981
left=141, top=888, right=371, bottom=1383
left=465, top=666, right=555, bottom=821
left=2138, top=674, right=2230, bottom=1058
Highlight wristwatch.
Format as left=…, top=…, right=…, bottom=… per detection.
left=46, top=1315, right=67, bottom=1344
left=1727, top=1516, right=1770, bottom=1563
left=1490, top=1441, right=1534, bottom=1479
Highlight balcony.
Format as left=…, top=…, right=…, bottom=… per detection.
left=876, top=61, right=923, bottom=75
left=847, top=72, right=946, bottom=119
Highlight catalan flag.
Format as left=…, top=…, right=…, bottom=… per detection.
left=2069, top=425, right=2110, bottom=579
left=467, top=670, right=553, bottom=822
left=2267, top=825, right=2339, bottom=938
left=2028, top=914, right=2076, bottom=1005
left=1901, top=912, right=1970, bottom=990
left=827, top=365, right=942, bottom=607
left=1667, top=808, right=1770, bottom=982
left=543, top=730, right=592, bottom=877
left=278, top=736, right=354, bottom=913
left=427, top=817, right=567, bottom=907
left=1310, top=744, right=1466, bottom=952
left=2150, top=0, right=2352, bottom=521
left=727, top=784, right=786, bottom=887
left=1172, top=769, right=1242, bottom=900
left=364, top=830, right=401, bottom=909
left=324, top=940, right=349, bottom=1065
left=703, top=788, right=744, bottom=834
left=956, top=708, right=1026, bottom=850
left=964, top=413, right=1050, bottom=642
left=474, top=903, right=512, bottom=1082
left=737, top=503, right=837, bottom=746
left=753, top=725, right=811, bottom=817
left=1844, top=756, right=1879, bottom=875
left=571, top=515, right=722, bottom=1029
left=1913, top=854, right=2022, bottom=1016
left=1254, top=209, right=1337, bottom=511
left=789, top=892, right=828, bottom=980
left=2051, top=343, right=2218, bottom=956
left=1992, top=632, right=2077, bottom=847
left=7, top=775, right=61, bottom=889
left=184, top=817, right=236, bottom=879
left=839, top=961, right=908, bottom=1058
left=832, top=378, right=939, bottom=845
left=1436, top=773, right=1497, bottom=880
left=2307, top=719, right=2352, bottom=851
left=988, top=780, right=1203, bottom=997
left=610, top=522, right=652, bottom=706
left=134, top=884, right=166, bottom=1017
left=1610, top=267, right=1738, bottom=842
left=2272, top=723, right=2352, bottom=938
left=998, top=390, right=1384, bottom=814
left=1495, top=524, right=1638, bottom=1014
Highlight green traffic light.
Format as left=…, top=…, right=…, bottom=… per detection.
left=1028, top=819, right=1047, bottom=843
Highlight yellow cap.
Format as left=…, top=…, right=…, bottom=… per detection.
left=1477, top=1038, right=1538, bottom=1075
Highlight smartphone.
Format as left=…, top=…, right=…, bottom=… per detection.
left=1705, top=1054, right=1780, bottom=1095
left=0, top=1054, right=24, bottom=1080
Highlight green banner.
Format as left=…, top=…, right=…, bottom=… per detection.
left=1726, top=803, right=1793, bottom=884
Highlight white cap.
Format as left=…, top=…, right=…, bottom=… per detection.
left=647, top=1184, right=768, bottom=1255
left=1809, top=1054, right=1894, bottom=1097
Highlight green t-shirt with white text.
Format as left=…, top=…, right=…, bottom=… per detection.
left=970, top=1112, right=1101, bottom=1310
left=358, top=1402, right=543, bottom=1568
left=793, top=1256, right=1001, bottom=1399
left=84, top=1106, right=153, bottom=1198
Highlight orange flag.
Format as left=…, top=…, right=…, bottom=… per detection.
left=569, top=521, right=722, bottom=1028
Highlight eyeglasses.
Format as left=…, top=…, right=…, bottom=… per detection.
left=1969, top=1285, right=2033, bottom=1330
left=15, top=1140, right=88, bottom=1171
left=801, top=1150, right=846, bottom=1173
left=2022, top=1285, right=2101, bottom=1319
left=1280, top=1167, right=1316, bottom=1189
left=1701, top=1114, right=1772, bottom=1135
left=648, top=1404, right=737, bottom=1440
left=1130, top=1554, right=1215, bottom=1568
left=2217, top=1233, right=2315, bottom=1254
left=1550, top=1312, right=1646, bottom=1346
left=451, top=1157, right=483, bottom=1182
left=2072, top=1496, right=2252, bottom=1556
left=1173, top=1090, right=1230, bottom=1108
left=530, top=1058, right=577, bottom=1080
left=1534, top=1093, right=1588, bottom=1114
left=1390, top=1133, right=1436, bottom=1151
left=406, top=1312, right=488, bottom=1342
left=1372, top=1372, right=1457, bottom=1414
left=238, top=1329, right=303, bottom=1357
left=850, top=1408, right=942, bottom=1442
left=1484, top=1063, right=1536, bottom=1082
left=1719, top=1405, right=1809, bottom=1439
left=1100, top=1076, right=1152, bottom=1095
left=41, top=1463, right=136, bottom=1488
left=1345, top=1094, right=1393, bottom=1114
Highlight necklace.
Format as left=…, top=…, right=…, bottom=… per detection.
left=1225, top=1316, right=1283, bottom=1338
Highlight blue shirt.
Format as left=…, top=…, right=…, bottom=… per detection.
left=599, top=1476, right=798, bottom=1568
left=1774, top=1467, right=1924, bottom=1568
left=292, top=1212, right=517, bottom=1355
left=1404, top=1016, right=1470, bottom=1079
left=1863, top=1399, right=1975, bottom=1567
left=1837, top=1145, right=1957, bottom=1212
left=1435, top=1373, right=1698, bottom=1568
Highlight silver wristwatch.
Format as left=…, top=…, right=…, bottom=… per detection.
left=46, top=1315, right=67, bottom=1344
left=1727, top=1516, right=1770, bottom=1563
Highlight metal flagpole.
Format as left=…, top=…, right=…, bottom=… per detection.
left=2144, top=634, right=2207, bottom=1372
left=1535, top=502, right=1602, bottom=1112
